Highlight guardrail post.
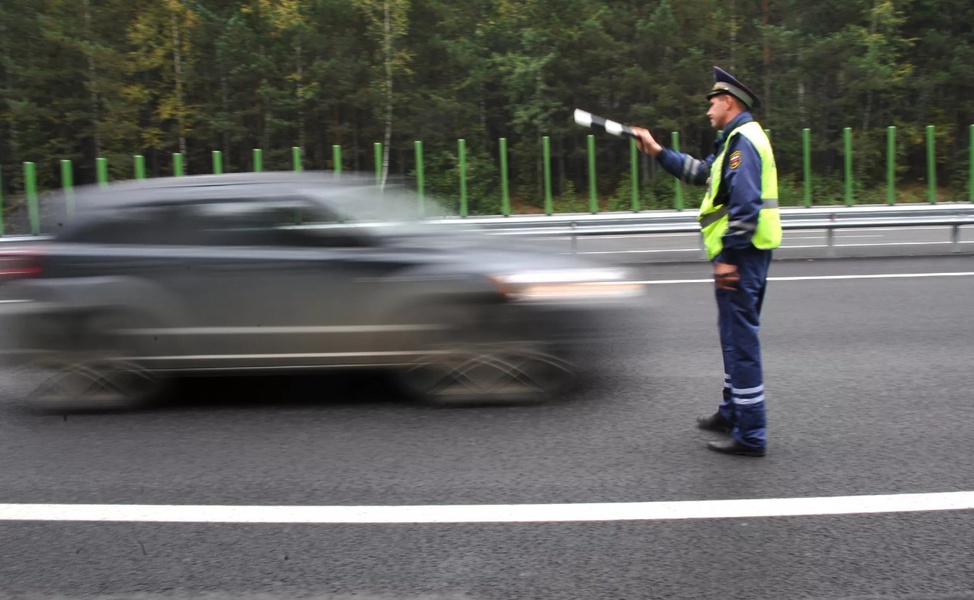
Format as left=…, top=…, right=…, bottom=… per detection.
left=61, top=159, right=75, bottom=218
left=570, top=221, right=578, bottom=255
left=671, top=131, right=683, bottom=211
left=24, top=162, right=40, bottom=235
left=500, top=137, right=511, bottom=216
left=843, top=128, right=853, bottom=206
left=253, top=149, right=263, bottom=173
left=134, top=154, right=146, bottom=180
left=587, top=134, right=598, bottom=213
left=292, top=146, right=303, bottom=172
left=803, top=128, right=812, bottom=207
left=373, top=142, right=382, bottom=187
left=415, top=140, right=424, bottom=217
left=96, top=157, right=108, bottom=187
left=173, top=153, right=184, bottom=176
left=212, top=150, right=223, bottom=174
left=926, top=125, right=937, bottom=203
left=333, top=145, right=341, bottom=177
left=630, top=138, right=640, bottom=212
left=887, top=126, right=896, bottom=205
left=458, top=138, right=468, bottom=217
left=952, top=224, right=960, bottom=252
left=543, top=136, right=553, bottom=215
left=826, top=213, right=836, bottom=258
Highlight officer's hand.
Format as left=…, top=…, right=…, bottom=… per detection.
left=631, top=127, right=662, bottom=157
left=713, top=262, right=740, bottom=291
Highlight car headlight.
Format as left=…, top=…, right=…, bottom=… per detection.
left=489, top=268, right=644, bottom=302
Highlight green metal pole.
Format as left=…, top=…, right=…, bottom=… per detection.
left=0, top=168, right=4, bottom=236
left=292, top=146, right=302, bottom=172
left=253, top=149, right=263, bottom=173
left=212, top=150, right=223, bottom=174
left=173, top=153, right=184, bottom=176
left=374, top=143, right=382, bottom=187
left=802, top=128, right=812, bottom=207
left=61, top=159, right=75, bottom=218
left=671, top=131, right=683, bottom=210
left=926, top=125, right=937, bottom=203
left=96, top=157, right=108, bottom=187
left=543, top=136, right=553, bottom=215
left=764, top=129, right=772, bottom=140
left=414, top=141, right=424, bottom=217
left=587, top=134, right=598, bottom=213
left=24, top=162, right=39, bottom=235
left=630, top=138, right=640, bottom=211
left=134, top=155, right=146, bottom=180
left=970, top=125, right=974, bottom=202
left=887, top=126, right=896, bottom=205
left=843, top=128, right=853, bottom=206
left=333, top=145, right=342, bottom=177
left=500, top=137, right=510, bottom=216
left=458, top=138, right=468, bottom=217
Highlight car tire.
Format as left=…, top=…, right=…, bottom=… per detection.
left=395, top=302, right=576, bottom=406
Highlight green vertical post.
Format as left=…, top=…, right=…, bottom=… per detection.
left=630, top=138, right=640, bottom=211
left=587, top=134, right=598, bottom=213
left=969, top=125, right=974, bottom=202
left=499, top=137, right=510, bottom=216
left=542, top=136, right=553, bottom=215
left=926, top=125, right=937, bottom=203
left=96, top=157, right=108, bottom=187
left=671, top=131, right=683, bottom=211
left=458, top=138, right=468, bottom=217
left=843, top=127, right=853, bottom=206
left=374, top=142, right=382, bottom=187
left=887, top=126, right=896, bottom=205
left=61, top=159, right=75, bottom=218
left=764, top=129, right=772, bottom=140
left=253, top=149, right=263, bottom=173
left=212, top=150, right=223, bottom=174
left=24, top=162, right=40, bottom=235
left=173, top=153, right=184, bottom=176
left=134, top=155, right=146, bottom=180
left=414, top=141, right=424, bottom=217
left=292, top=146, right=302, bottom=172
left=802, top=128, right=812, bottom=207
left=332, top=145, right=342, bottom=177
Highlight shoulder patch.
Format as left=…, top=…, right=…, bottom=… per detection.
left=728, top=151, right=742, bottom=170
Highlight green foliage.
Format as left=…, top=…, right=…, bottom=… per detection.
left=0, top=0, right=972, bottom=212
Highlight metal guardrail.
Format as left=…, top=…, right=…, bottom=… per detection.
left=3, top=204, right=972, bottom=257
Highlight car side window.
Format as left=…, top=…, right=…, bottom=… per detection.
left=190, top=199, right=371, bottom=248
left=59, top=206, right=194, bottom=245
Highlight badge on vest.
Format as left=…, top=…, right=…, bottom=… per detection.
left=728, top=151, right=742, bottom=170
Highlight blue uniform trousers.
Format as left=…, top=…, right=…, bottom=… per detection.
left=715, top=247, right=772, bottom=449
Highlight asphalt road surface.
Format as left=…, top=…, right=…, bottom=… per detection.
left=1, top=253, right=973, bottom=600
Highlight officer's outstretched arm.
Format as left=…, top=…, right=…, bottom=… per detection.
left=656, top=148, right=713, bottom=186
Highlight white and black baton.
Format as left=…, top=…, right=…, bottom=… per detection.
left=573, top=109, right=636, bottom=139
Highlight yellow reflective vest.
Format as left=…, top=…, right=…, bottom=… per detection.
left=698, top=121, right=782, bottom=260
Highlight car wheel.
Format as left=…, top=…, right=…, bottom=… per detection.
left=21, top=309, right=169, bottom=412
left=395, top=302, right=576, bottom=406
left=23, top=353, right=167, bottom=412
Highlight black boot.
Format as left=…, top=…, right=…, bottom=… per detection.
left=696, top=412, right=733, bottom=434
left=706, top=438, right=766, bottom=457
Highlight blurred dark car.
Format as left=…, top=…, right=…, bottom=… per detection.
left=0, top=173, right=643, bottom=409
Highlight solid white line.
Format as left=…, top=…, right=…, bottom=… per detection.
left=637, top=272, right=974, bottom=285
left=1, top=492, right=973, bottom=523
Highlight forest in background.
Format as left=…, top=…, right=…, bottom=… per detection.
left=1, top=0, right=972, bottom=215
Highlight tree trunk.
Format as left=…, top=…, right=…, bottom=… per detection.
left=171, top=11, right=186, bottom=158
left=84, top=0, right=102, bottom=158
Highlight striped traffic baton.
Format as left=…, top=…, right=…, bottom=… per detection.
left=573, top=109, right=636, bottom=139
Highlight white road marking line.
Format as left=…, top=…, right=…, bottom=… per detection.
left=637, top=272, right=974, bottom=285
left=1, top=491, right=973, bottom=523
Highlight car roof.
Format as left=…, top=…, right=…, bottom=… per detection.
left=68, top=172, right=381, bottom=210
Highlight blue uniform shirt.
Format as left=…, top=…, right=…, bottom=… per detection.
left=655, top=112, right=765, bottom=264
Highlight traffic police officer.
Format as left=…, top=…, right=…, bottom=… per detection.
left=631, top=66, right=781, bottom=457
